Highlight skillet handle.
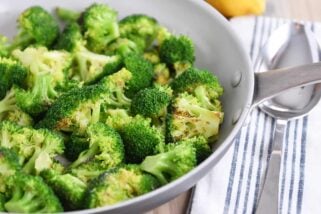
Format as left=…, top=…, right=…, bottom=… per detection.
left=252, top=62, right=321, bottom=106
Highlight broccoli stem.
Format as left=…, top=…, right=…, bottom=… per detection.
left=5, top=189, right=38, bottom=213
left=194, top=86, right=215, bottom=110
left=69, top=142, right=99, bottom=168
left=0, top=89, right=16, bottom=120
left=33, top=73, right=58, bottom=103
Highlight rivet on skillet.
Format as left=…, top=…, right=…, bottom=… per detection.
left=231, top=70, right=242, bottom=87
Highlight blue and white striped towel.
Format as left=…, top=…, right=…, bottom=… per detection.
left=189, top=16, right=321, bottom=214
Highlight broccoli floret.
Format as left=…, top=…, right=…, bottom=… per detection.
left=153, top=63, right=171, bottom=85
left=123, top=53, right=154, bottom=97
left=171, top=67, right=223, bottom=111
left=120, top=116, right=165, bottom=163
left=41, top=169, right=87, bottom=210
left=106, top=38, right=141, bottom=57
left=159, top=35, right=195, bottom=76
left=143, top=50, right=160, bottom=64
left=69, top=160, right=107, bottom=184
left=9, top=6, right=59, bottom=50
left=166, top=93, right=223, bottom=142
left=15, top=73, right=59, bottom=116
left=12, top=47, right=73, bottom=88
left=65, top=134, right=90, bottom=162
left=69, top=123, right=124, bottom=169
left=55, top=22, right=84, bottom=52
left=170, top=136, right=212, bottom=164
left=4, top=173, right=63, bottom=213
left=0, top=57, right=27, bottom=99
left=141, top=141, right=196, bottom=185
left=119, top=14, right=159, bottom=51
left=56, top=23, right=122, bottom=84
left=38, top=84, right=107, bottom=133
left=0, top=121, right=65, bottom=174
left=3, top=108, right=34, bottom=127
left=83, top=3, right=119, bottom=53
left=86, top=165, right=159, bottom=208
left=131, top=85, right=172, bottom=122
left=0, top=147, right=21, bottom=193
left=100, top=68, right=132, bottom=109
left=55, top=7, right=81, bottom=23
left=0, top=88, right=18, bottom=122
left=104, top=108, right=133, bottom=131
left=156, top=26, right=172, bottom=46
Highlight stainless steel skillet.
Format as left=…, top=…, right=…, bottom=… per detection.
left=1, top=0, right=321, bottom=213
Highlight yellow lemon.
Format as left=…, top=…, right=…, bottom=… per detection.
left=206, top=0, right=266, bottom=17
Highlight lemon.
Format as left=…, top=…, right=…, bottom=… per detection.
left=206, top=0, right=266, bottom=17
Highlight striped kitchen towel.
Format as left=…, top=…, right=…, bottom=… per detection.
left=189, top=16, right=321, bottom=214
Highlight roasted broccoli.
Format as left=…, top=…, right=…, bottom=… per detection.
left=69, top=122, right=124, bottom=169
left=123, top=53, right=154, bottom=97
left=141, top=141, right=197, bottom=185
left=170, top=136, right=212, bottom=164
left=9, top=6, right=59, bottom=51
left=4, top=173, right=63, bottom=213
left=159, top=35, right=195, bottom=76
left=83, top=3, right=119, bottom=53
left=56, top=22, right=122, bottom=84
left=41, top=169, right=87, bottom=210
left=85, top=165, right=159, bottom=208
left=120, top=116, right=165, bottom=163
left=0, top=147, right=21, bottom=193
left=166, top=93, right=223, bottom=142
left=69, top=160, right=107, bottom=184
left=0, top=57, right=27, bottom=99
left=38, top=84, right=106, bottom=133
left=0, top=121, right=65, bottom=174
left=131, top=85, right=172, bottom=123
left=171, top=67, right=223, bottom=111
left=119, top=14, right=159, bottom=51
left=153, top=63, right=171, bottom=85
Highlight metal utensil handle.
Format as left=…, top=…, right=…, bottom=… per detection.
left=255, top=119, right=288, bottom=214
left=253, top=62, right=321, bottom=106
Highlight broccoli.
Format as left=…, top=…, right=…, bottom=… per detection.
left=69, top=123, right=124, bottom=169
left=106, top=38, right=141, bottom=57
left=119, top=14, right=159, bottom=51
left=0, top=88, right=18, bottom=122
left=0, top=57, right=27, bottom=99
left=4, top=108, right=34, bottom=126
left=159, top=35, right=195, bottom=76
left=9, top=6, right=59, bottom=51
left=100, top=68, right=132, bottom=109
left=171, top=67, right=223, bottom=111
left=56, top=22, right=122, bottom=84
left=12, top=47, right=73, bottom=115
left=156, top=26, right=172, bottom=46
left=153, top=63, right=171, bottom=85
left=0, top=121, right=65, bottom=174
left=41, top=169, right=87, bottom=210
left=85, top=165, right=159, bottom=208
left=120, top=116, right=165, bottom=163
left=55, top=7, right=81, bottom=23
left=69, top=160, right=107, bottom=184
left=104, top=108, right=133, bottom=131
left=0, top=193, right=5, bottom=211
left=38, top=84, right=107, bottom=133
left=4, top=173, right=63, bottom=213
left=83, top=3, right=120, bottom=53
left=141, top=141, right=197, bottom=185
left=166, top=93, right=223, bottom=142
left=0, top=147, right=21, bottom=193
left=170, top=136, right=212, bottom=164
left=131, top=85, right=172, bottom=122
left=123, top=53, right=154, bottom=97
left=65, top=134, right=90, bottom=162
left=143, top=50, right=160, bottom=64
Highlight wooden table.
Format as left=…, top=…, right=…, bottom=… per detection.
left=148, top=0, right=321, bottom=213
